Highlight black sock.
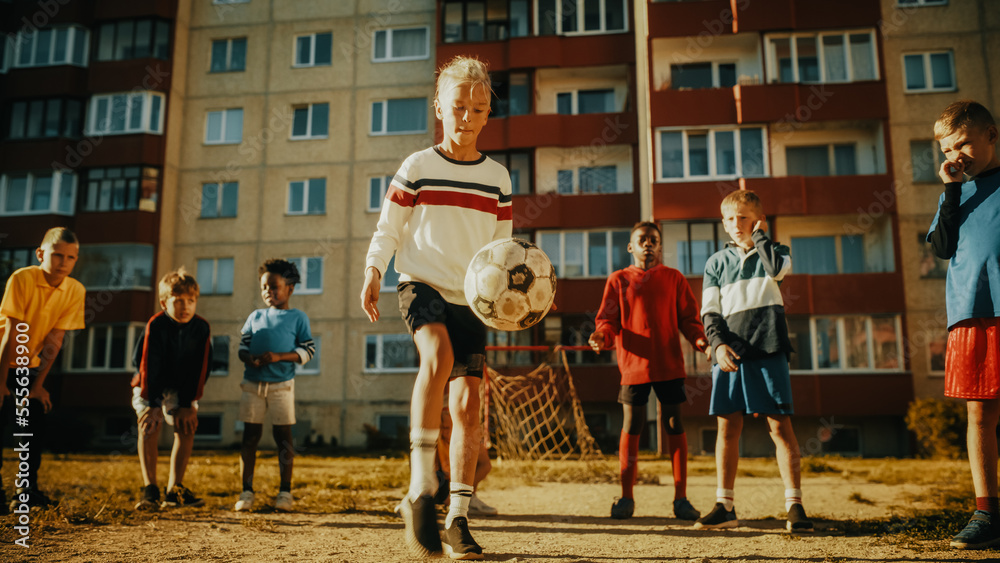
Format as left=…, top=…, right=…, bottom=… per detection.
left=279, top=482, right=291, bottom=493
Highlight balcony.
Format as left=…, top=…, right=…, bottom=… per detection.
left=650, top=88, right=737, bottom=127
left=781, top=272, right=905, bottom=316
left=550, top=278, right=608, bottom=316
left=3, top=66, right=89, bottom=98
left=648, top=0, right=735, bottom=38
left=512, top=192, right=639, bottom=230
left=84, top=289, right=157, bottom=324
left=87, top=134, right=167, bottom=167
left=735, top=0, right=882, bottom=33
left=75, top=211, right=159, bottom=245
left=94, top=0, right=178, bottom=19
left=477, top=112, right=638, bottom=151
left=89, top=59, right=172, bottom=93
left=437, top=33, right=635, bottom=71
left=1, top=138, right=84, bottom=170
left=0, top=216, right=74, bottom=247
left=736, top=82, right=889, bottom=124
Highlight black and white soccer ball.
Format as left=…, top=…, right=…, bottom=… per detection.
left=464, top=238, right=557, bottom=331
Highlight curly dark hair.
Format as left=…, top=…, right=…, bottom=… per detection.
left=258, top=258, right=301, bottom=286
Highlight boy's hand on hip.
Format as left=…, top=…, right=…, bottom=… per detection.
left=361, top=267, right=381, bottom=322
left=939, top=159, right=965, bottom=183
left=29, top=383, right=52, bottom=413
left=587, top=330, right=606, bottom=353
left=715, top=344, right=740, bottom=372
left=175, top=407, right=198, bottom=435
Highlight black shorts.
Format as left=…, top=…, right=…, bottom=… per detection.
left=618, top=379, right=687, bottom=406
left=398, top=281, right=486, bottom=378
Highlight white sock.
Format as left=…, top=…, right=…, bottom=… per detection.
left=785, top=488, right=802, bottom=512
left=716, top=488, right=735, bottom=511
left=445, top=482, right=474, bottom=528
left=408, top=428, right=439, bottom=498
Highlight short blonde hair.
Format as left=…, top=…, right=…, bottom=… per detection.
left=40, top=227, right=78, bottom=247
left=934, top=100, right=996, bottom=140
left=158, top=266, right=199, bottom=302
left=435, top=55, right=492, bottom=102
left=720, top=189, right=763, bottom=216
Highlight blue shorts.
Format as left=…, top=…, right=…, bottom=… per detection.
left=709, top=353, right=794, bottom=416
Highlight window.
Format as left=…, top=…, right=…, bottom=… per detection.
left=294, top=32, right=332, bottom=67
left=443, top=0, right=530, bottom=43
left=287, top=257, right=323, bottom=294
left=205, top=108, right=243, bottom=144
left=66, top=324, right=143, bottom=372
left=210, top=335, right=230, bottom=375
left=74, top=244, right=154, bottom=290
left=786, top=315, right=903, bottom=372
left=486, top=329, right=533, bottom=366
left=545, top=314, right=615, bottom=365
left=490, top=71, right=531, bottom=118
left=821, top=426, right=861, bottom=455
left=291, top=103, right=329, bottom=139
left=296, top=337, right=320, bottom=374
left=12, top=26, right=89, bottom=68
left=670, top=62, right=737, bottom=89
left=214, top=0, right=250, bottom=3
left=197, top=258, right=235, bottom=295
left=556, top=89, right=615, bottom=115
left=700, top=427, right=720, bottom=455
left=371, top=98, right=428, bottom=135
left=658, top=127, right=767, bottom=180
left=767, top=31, right=877, bottom=84
left=96, top=19, right=170, bottom=61
left=87, top=92, right=166, bottom=135
left=786, top=144, right=856, bottom=176
left=910, top=140, right=944, bottom=183
left=380, top=256, right=401, bottom=292
left=210, top=37, right=246, bottom=72
left=537, top=230, right=630, bottom=278
left=201, top=181, right=238, bottom=218
left=661, top=221, right=726, bottom=276
left=790, top=235, right=865, bottom=274
left=82, top=167, right=158, bottom=212
left=102, top=415, right=134, bottom=441
left=904, top=51, right=955, bottom=93
left=193, top=414, right=223, bottom=441
left=537, top=0, right=627, bottom=35
left=373, top=27, right=429, bottom=62
left=365, top=334, right=419, bottom=372
left=483, top=151, right=531, bottom=194
left=0, top=171, right=76, bottom=216
left=928, top=331, right=947, bottom=374
left=377, top=414, right=410, bottom=439
left=556, top=166, right=623, bottom=194
left=898, top=0, right=947, bottom=6
left=288, top=178, right=326, bottom=215
left=0, top=248, right=35, bottom=289
left=368, top=175, right=393, bottom=212
left=8, top=99, right=84, bottom=139
left=918, top=231, right=948, bottom=278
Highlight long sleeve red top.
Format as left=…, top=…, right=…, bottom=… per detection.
left=594, top=265, right=706, bottom=385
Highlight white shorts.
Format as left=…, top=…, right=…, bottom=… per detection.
left=239, top=379, right=296, bottom=426
left=132, top=386, right=199, bottom=427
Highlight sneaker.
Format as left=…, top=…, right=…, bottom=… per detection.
left=610, top=497, right=635, bottom=519
left=786, top=503, right=814, bottom=533
left=399, top=494, right=443, bottom=558
left=673, top=498, right=701, bottom=521
left=10, top=488, right=56, bottom=511
left=134, top=485, right=160, bottom=511
left=275, top=491, right=294, bottom=512
left=161, top=485, right=204, bottom=508
left=443, top=516, right=484, bottom=560
left=693, top=502, right=738, bottom=529
left=234, top=491, right=254, bottom=512
left=468, top=493, right=498, bottom=517
left=951, top=510, right=1000, bottom=550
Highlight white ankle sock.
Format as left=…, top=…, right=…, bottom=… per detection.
left=408, top=428, right=439, bottom=498
left=716, top=488, right=735, bottom=511
left=785, top=488, right=802, bottom=512
left=445, top=482, right=474, bottom=528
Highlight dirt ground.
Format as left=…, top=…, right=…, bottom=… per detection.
left=9, top=474, right=1000, bottom=563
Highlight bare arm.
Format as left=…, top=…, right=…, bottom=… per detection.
left=0, top=317, right=22, bottom=409
left=30, top=329, right=65, bottom=413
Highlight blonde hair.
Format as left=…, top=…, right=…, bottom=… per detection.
left=158, top=266, right=199, bottom=302
left=435, top=55, right=492, bottom=102
left=934, top=100, right=996, bottom=140
left=40, top=227, right=78, bottom=247
left=720, top=189, right=763, bottom=216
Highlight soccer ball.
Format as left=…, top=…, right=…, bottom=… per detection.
left=464, top=238, right=557, bottom=331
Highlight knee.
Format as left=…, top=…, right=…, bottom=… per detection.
left=242, top=425, right=263, bottom=446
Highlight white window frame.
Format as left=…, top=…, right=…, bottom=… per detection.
left=293, top=32, right=332, bottom=68
left=765, top=30, right=880, bottom=84
left=12, top=25, right=90, bottom=68
left=556, top=165, right=625, bottom=195
left=204, top=108, right=242, bottom=144
left=367, top=175, right=392, bottom=212
left=372, top=27, right=430, bottom=63
left=535, top=0, right=629, bottom=35
left=538, top=229, right=630, bottom=279
left=656, top=126, right=769, bottom=182
left=74, top=243, right=154, bottom=290
left=785, top=143, right=857, bottom=177
left=290, top=103, right=329, bottom=140
left=287, top=178, right=326, bottom=215
left=903, top=51, right=956, bottom=93
left=364, top=334, right=419, bottom=373
left=210, top=37, right=246, bottom=72
left=200, top=181, right=238, bottom=218
left=210, top=335, right=230, bottom=375
left=65, top=323, right=144, bottom=373
left=791, top=315, right=905, bottom=373
left=897, top=0, right=947, bottom=6
left=197, top=257, right=235, bottom=295
left=670, top=61, right=738, bottom=89
left=0, top=171, right=77, bottom=216
left=287, top=256, right=323, bottom=295
left=555, top=89, right=616, bottom=115
left=295, top=336, right=321, bottom=375
left=87, top=92, right=166, bottom=136
left=370, top=98, right=429, bottom=136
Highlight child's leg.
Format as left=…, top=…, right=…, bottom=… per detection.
left=446, top=375, right=480, bottom=527
left=473, top=441, right=491, bottom=490
left=272, top=424, right=295, bottom=492
left=619, top=402, right=643, bottom=500
left=766, top=414, right=802, bottom=490
left=716, top=413, right=742, bottom=508
left=166, top=430, right=195, bottom=490
left=661, top=401, right=688, bottom=501
left=137, top=422, right=160, bottom=487
left=967, top=399, right=1000, bottom=505
left=409, top=323, right=454, bottom=499
left=240, top=423, right=264, bottom=492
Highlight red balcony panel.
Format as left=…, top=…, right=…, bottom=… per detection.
left=650, top=88, right=737, bottom=127
left=781, top=272, right=905, bottom=315
left=648, top=0, right=735, bottom=38
left=93, top=0, right=178, bottom=20
left=8, top=1, right=92, bottom=26
left=501, top=113, right=637, bottom=150
left=85, top=289, right=157, bottom=324
left=87, top=134, right=166, bottom=167
left=738, top=82, right=888, bottom=124
left=4, top=66, right=88, bottom=98
left=0, top=139, right=80, bottom=170
left=61, top=373, right=134, bottom=408
left=512, top=192, right=638, bottom=230
left=75, top=211, right=159, bottom=245
left=509, top=34, right=635, bottom=69
left=571, top=365, right=624, bottom=403
left=0, top=215, right=74, bottom=247
left=800, top=174, right=895, bottom=215
left=551, top=278, right=607, bottom=315
left=653, top=177, right=805, bottom=220
left=89, top=60, right=173, bottom=93
left=790, top=373, right=912, bottom=417
left=734, top=0, right=880, bottom=33
left=438, top=41, right=509, bottom=70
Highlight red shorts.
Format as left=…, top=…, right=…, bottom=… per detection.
left=944, top=317, right=1000, bottom=400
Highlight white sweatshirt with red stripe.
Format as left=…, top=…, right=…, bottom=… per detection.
left=366, top=146, right=513, bottom=306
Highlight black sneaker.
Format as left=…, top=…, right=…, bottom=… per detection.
left=135, top=484, right=160, bottom=511
left=610, top=497, right=634, bottom=519
left=399, top=494, right=442, bottom=558
left=951, top=510, right=1000, bottom=549
left=443, top=516, right=484, bottom=560
left=693, top=502, right=738, bottom=529
left=673, top=498, right=701, bottom=521
left=786, top=503, right=814, bottom=533
left=161, top=485, right=204, bottom=508
left=10, top=488, right=56, bottom=511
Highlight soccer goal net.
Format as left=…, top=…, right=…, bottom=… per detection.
left=483, top=346, right=602, bottom=461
